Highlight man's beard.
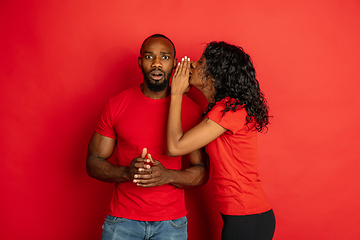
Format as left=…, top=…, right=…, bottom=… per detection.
left=143, top=69, right=172, bottom=92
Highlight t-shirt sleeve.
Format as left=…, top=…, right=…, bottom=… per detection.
left=94, top=101, right=117, bottom=139
left=206, top=103, right=247, bottom=135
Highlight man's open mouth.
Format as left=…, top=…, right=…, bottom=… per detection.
left=150, top=70, right=164, bottom=81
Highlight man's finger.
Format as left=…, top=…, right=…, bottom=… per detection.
left=134, top=172, right=153, bottom=179
left=147, top=153, right=157, bottom=165
left=140, top=148, right=147, bottom=158
left=134, top=161, right=151, bottom=168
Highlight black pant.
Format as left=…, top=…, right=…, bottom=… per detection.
left=221, top=209, right=276, bottom=240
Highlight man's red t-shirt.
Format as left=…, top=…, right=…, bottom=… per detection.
left=95, top=85, right=202, bottom=221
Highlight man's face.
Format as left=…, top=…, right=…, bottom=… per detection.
left=138, top=37, right=176, bottom=92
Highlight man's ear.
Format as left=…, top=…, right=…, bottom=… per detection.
left=138, top=57, right=142, bottom=69
left=173, top=58, right=177, bottom=69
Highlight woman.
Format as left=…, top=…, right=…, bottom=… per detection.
left=167, top=41, right=275, bottom=240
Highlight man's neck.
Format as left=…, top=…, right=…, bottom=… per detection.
left=140, top=83, right=170, bottom=99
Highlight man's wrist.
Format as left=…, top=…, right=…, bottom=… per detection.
left=122, top=166, right=132, bottom=182
left=166, top=169, right=175, bottom=185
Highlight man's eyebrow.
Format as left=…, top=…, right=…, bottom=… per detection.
left=144, top=51, right=171, bottom=55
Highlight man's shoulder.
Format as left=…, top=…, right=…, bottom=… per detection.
left=181, top=95, right=202, bottom=118
left=182, top=94, right=201, bottom=110
left=108, top=85, right=140, bottom=104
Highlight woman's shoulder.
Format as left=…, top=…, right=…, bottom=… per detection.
left=211, top=97, right=245, bottom=114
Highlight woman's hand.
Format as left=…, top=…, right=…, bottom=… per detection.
left=171, top=56, right=191, bottom=96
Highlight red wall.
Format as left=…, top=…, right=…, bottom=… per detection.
left=1, top=0, right=360, bottom=239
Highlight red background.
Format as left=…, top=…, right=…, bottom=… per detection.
left=1, top=0, right=360, bottom=239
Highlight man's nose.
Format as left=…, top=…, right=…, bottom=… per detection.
left=151, top=57, right=162, bottom=68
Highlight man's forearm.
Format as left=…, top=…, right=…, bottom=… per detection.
left=86, top=156, right=131, bottom=183
left=167, top=164, right=209, bottom=188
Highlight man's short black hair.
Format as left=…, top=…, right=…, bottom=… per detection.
left=140, top=34, right=176, bottom=57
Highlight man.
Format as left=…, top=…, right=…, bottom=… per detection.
left=86, top=34, right=209, bottom=240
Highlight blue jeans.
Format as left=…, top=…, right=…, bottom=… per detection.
left=100, top=215, right=188, bottom=240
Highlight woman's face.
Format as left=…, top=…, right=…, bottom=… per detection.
left=189, top=56, right=208, bottom=90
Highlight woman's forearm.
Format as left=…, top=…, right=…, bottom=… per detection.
left=167, top=94, right=184, bottom=156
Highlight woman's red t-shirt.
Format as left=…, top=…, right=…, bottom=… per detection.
left=205, top=98, right=271, bottom=215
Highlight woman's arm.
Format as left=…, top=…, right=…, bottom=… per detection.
left=167, top=115, right=227, bottom=156
left=167, top=57, right=227, bottom=157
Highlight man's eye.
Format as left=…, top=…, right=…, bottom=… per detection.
left=145, top=55, right=152, bottom=59
left=163, top=56, right=170, bottom=60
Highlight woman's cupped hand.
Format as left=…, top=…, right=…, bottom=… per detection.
left=171, top=56, right=191, bottom=95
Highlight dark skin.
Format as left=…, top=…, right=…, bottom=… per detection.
left=86, top=37, right=209, bottom=188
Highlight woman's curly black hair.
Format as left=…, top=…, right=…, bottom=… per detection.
left=202, top=41, right=270, bottom=132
